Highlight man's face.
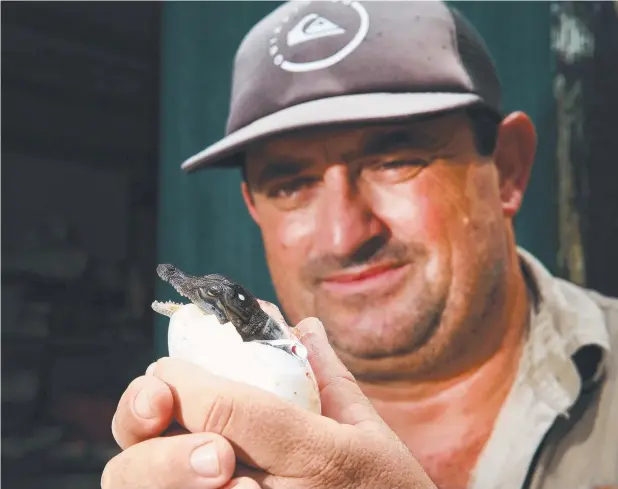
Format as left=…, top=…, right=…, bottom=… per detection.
left=242, top=111, right=533, bottom=380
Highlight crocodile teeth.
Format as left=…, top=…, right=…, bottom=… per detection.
left=151, top=300, right=186, bottom=318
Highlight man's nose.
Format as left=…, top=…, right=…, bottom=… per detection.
left=315, top=165, right=387, bottom=258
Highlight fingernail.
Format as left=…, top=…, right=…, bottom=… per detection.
left=190, top=442, right=220, bottom=477
left=133, top=389, right=154, bottom=419
left=145, top=362, right=156, bottom=376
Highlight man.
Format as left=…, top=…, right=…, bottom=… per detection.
left=102, top=2, right=618, bottom=489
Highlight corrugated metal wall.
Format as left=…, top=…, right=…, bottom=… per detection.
left=155, top=1, right=557, bottom=355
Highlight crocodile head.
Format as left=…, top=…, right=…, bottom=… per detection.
left=155, top=264, right=289, bottom=342
left=156, top=264, right=261, bottom=327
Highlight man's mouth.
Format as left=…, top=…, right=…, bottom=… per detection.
left=319, top=262, right=410, bottom=295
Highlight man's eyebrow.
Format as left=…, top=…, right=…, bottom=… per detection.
left=357, top=128, right=449, bottom=157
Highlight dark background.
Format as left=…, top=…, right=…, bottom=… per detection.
left=2, top=2, right=617, bottom=489
left=2, top=3, right=161, bottom=488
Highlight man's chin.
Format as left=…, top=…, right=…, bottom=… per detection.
left=332, top=337, right=426, bottom=362
left=314, top=277, right=445, bottom=355
left=328, top=320, right=439, bottom=360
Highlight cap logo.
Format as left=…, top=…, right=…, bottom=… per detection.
left=269, top=0, right=369, bottom=73
left=287, top=13, right=345, bottom=47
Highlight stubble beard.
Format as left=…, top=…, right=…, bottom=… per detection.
left=314, top=285, right=450, bottom=382
left=317, top=258, right=506, bottom=383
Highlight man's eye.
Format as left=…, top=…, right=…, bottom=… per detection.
left=268, top=177, right=317, bottom=199
left=366, top=158, right=428, bottom=182
left=379, top=158, right=426, bottom=170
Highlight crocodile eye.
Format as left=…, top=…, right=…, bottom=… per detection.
left=238, top=294, right=245, bottom=301
left=207, top=288, right=216, bottom=297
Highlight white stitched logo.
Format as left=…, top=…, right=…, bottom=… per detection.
left=269, top=0, right=370, bottom=73
left=287, top=13, right=346, bottom=47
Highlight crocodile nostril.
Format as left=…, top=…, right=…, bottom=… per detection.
left=156, top=263, right=177, bottom=281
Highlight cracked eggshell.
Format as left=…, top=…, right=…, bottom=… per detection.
left=166, top=303, right=321, bottom=414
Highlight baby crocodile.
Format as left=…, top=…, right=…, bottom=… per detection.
left=156, top=264, right=288, bottom=342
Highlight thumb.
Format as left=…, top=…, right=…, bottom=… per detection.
left=296, top=317, right=384, bottom=429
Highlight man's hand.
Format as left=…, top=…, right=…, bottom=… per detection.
left=102, top=309, right=436, bottom=489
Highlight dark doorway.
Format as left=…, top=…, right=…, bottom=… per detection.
left=1, top=2, right=161, bottom=487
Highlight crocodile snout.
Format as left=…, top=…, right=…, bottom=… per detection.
left=157, top=264, right=179, bottom=282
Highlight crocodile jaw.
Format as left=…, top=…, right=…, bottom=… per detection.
left=151, top=300, right=185, bottom=318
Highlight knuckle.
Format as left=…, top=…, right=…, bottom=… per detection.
left=200, top=392, right=237, bottom=435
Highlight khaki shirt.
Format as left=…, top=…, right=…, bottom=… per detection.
left=469, top=248, right=618, bottom=489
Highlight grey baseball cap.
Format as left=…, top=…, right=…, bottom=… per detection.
left=181, top=0, right=502, bottom=172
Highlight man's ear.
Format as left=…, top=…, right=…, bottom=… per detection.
left=241, top=181, right=261, bottom=225
left=493, top=111, right=537, bottom=217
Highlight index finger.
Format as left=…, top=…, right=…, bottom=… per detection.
left=113, top=374, right=175, bottom=449
left=152, top=357, right=342, bottom=478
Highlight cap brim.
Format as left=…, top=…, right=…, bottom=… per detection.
left=181, top=92, right=483, bottom=172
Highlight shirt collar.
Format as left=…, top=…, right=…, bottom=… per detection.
left=517, top=247, right=611, bottom=412
left=468, top=249, right=612, bottom=489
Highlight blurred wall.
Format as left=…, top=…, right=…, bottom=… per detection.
left=155, top=1, right=558, bottom=356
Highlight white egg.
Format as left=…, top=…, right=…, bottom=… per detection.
left=152, top=301, right=321, bottom=414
